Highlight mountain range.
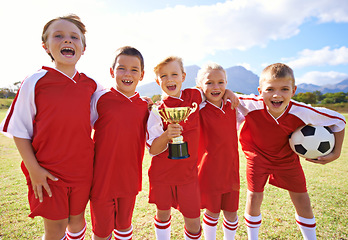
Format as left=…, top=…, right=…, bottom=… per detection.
left=136, top=65, right=348, bottom=97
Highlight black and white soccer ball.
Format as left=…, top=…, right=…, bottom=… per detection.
left=289, top=125, right=335, bottom=159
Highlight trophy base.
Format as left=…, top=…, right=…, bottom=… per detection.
left=168, top=142, right=190, bottom=159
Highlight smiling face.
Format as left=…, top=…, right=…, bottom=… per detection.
left=42, top=19, right=85, bottom=74
left=156, top=60, right=186, bottom=98
left=110, top=54, right=144, bottom=97
left=258, top=76, right=297, bottom=118
left=200, top=69, right=227, bottom=107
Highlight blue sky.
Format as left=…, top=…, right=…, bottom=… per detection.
left=1, top=0, right=348, bottom=89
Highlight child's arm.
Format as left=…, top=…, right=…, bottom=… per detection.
left=13, top=137, right=58, bottom=202
left=223, top=89, right=239, bottom=109
left=141, top=96, right=154, bottom=111
left=306, top=129, right=345, bottom=164
left=149, top=123, right=182, bottom=155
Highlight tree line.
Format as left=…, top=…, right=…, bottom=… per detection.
left=1, top=84, right=348, bottom=105
left=292, top=91, right=348, bottom=104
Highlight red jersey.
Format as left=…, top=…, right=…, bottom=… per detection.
left=198, top=100, right=240, bottom=194
left=146, top=88, right=204, bottom=185
left=238, top=95, right=346, bottom=169
left=90, top=88, right=149, bottom=198
left=1, top=67, right=103, bottom=186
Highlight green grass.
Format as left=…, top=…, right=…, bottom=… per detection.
left=0, top=99, right=13, bottom=109
left=0, top=109, right=347, bottom=239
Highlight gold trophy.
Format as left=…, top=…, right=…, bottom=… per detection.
left=156, top=102, right=198, bottom=159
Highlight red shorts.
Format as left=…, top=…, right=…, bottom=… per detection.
left=90, top=196, right=136, bottom=238
left=246, top=160, right=307, bottom=193
left=201, top=191, right=239, bottom=213
left=149, top=180, right=201, bottom=218
left=27, top=183, right=90, bottom=220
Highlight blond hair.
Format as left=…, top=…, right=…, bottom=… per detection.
left=42, top=14, right=87, bottom=61
left=196, top=62, right=226, bottom=87
left=260, top=63, right=295, bottom=86
left=154, top=56, right=184, bottom=76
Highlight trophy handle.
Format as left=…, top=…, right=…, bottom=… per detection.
left=184, top=102, right=198, bottom=122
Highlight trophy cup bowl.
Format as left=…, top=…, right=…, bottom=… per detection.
left=157, top=103, right=197, bottom=159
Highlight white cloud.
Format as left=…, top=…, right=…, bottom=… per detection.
left=1, top=0, right=348, bottom=88
left=285, top=46, right=348, bottom=69
left=296, top=71, right=348, bottom=85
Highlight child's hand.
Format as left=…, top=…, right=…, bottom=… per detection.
left=28, top=165, right=58, bottom=202
left=305, top=151, right=340, bottom=165
left=223, top=89, right=239, bottom=109
left=165, top=123, right=183, bottom=141
left=306, top=129, right=344, bottom=165
left=142, top=96, right=154, bottom=110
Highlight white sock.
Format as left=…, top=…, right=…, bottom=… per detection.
left=244, top=213, right=261, bottom=240
left=295, top=214, right=317, bottom=240
left=66, top=223, right=86, bottom=240
left=223, top=217, right=238, bottom=240
left=202, top=212, right=218, bottom=240
left=154, top=216, right=171, bottom=240
left=113, top=225, right=133, bottom=240
left=184, top=226, right=202, bottom=240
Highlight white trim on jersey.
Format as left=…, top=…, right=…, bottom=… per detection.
left=146, top=107, right=168, bottom=156
left=289, top=100, right=346, bottom=132
left=237, top=94, right=346, bottom=133
left=0, top=69, right=47, bottom=139
left=90, top=89, right=109, bottom=127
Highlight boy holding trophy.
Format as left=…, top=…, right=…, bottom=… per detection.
left=146, top=56, right=238, bottom=240
left=90, top=46, right=150, bottom=240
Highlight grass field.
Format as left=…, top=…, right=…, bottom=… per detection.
left=0, top=109, right=347, bottom=239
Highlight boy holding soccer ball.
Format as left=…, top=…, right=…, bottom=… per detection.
left=237, top=63, right=345, bottom=240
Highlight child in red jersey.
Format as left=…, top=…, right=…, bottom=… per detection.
left=237, top=63, right=345, bottom=240
left=0, top=14, right=103, bottom=240
left=90, top=46, right=150, bottom=240
left=146, top=56, right=239, bottom=240
left=196, top=63, right=243, bottom=240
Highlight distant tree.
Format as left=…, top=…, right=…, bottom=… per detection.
left=313, top=90, right=324, bottom=102
left=0, top=88, right=16, bottom=99
left=293, top=92, right=317, bottom=104
left=13, top=81, right=21, bottom=93
left=0, top=81, right=20, bottom=99
left=321, top=92, right=348, bottom=104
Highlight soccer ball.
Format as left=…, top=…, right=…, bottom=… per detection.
left=289, top=125, right=335, bottom=159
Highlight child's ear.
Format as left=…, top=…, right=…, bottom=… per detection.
left=139, top=71, right=145, bottom=81
left=292, top=85, right=297, bottom=97
left=110, top=67, right=115, bottom=78
left=182, top=72, right=186, bottom=82
left=257, top=86, right=262, bottom=95
left=155, top=78, right=160, bottom=85
left=42, top=42, right=50, bottom=53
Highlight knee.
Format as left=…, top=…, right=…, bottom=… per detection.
left=68, top=212, right=86, bottom=232
left=43, top=218, right=68, bottom=239
left=156, top=209, right=171, bottom=222
left=247, top=191, right=263, bottom=202
left=184, top=217, right=201, bottom=234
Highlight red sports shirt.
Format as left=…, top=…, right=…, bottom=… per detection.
left=1, top=66, right=103, bottom=186
left=146, top=88, right=204, bottom=185
left=90, top=88, right=149, bottom=198
left=238, top=95, right=346, bottom=169
left=198, top=100, right=240, bottom=194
